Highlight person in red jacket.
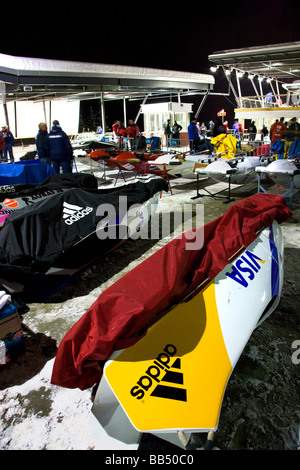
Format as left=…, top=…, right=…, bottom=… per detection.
left=126, top=119, right=140, bottom=150
left=270, top=117, right=286, bottom=144
left=0, top=134, right=4, bottom=162
left=116, top=122, right=127, bottom=149
left=112, top=120, right=121, bottom=143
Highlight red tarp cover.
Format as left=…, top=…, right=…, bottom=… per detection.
left=51, top=194, right=292, bottom=390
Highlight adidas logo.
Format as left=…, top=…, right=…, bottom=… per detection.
left=130, top=344, right=187, bottom=402
left=63, top=201, right=93, bottom=225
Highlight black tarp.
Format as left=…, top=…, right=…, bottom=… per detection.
left=0, top=177, right=168, bottom=283
left=0, top=173, right=99, bottom=227
left=0, top=172, right=98, bottom=197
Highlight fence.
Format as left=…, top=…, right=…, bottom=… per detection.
left=115, top=134, right=271, bottom=156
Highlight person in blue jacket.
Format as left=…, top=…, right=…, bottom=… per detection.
left=44, top=120, right=73, bottom=174
left=188, top=118, right=200, bottom=152
left=35, top=122, right=50, bottom=164
left=0, top=125, right=15, bottom=162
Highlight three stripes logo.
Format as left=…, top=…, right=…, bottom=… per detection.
left=150, top=357, right=187, bottom=402
left=130, top=344, right=187, bottom=402
left=62, top=201, right=93, bottom=225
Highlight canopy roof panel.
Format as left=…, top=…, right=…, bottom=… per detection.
left=208, top=42, right=300, bottom=82
left=0, top=53, right=214, bottom=103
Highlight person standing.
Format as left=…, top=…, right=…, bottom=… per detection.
left=0, top=125, right=14, bottom=162
left=172, top=120, right=182, bottom=145
left=286, top=117, right=300, bottom=141
left=163, top=119, right=171, bottom=147
left=261, top=125, right=269, bottom=140
left=270, top=117, right=286, bottom=144
left=44, top=120, right=73, bottom=174
left=0, top=133, right=4, bottom=162
left=248, top=121, right=257, bottom=141
left=188, top=118, right=201, bottom=152
left=116, top=121, right=127, bottom=149
left=112, top=120, right=121, bottom=144
left=232, top=119, right=243, bottom=137
left=213, top=117, right=227, bottom=137
left=35, top=122, right=50, bottom=164
left=200, top=122, right=207, bottom=137
left=126, top=119, right=140, bottom=150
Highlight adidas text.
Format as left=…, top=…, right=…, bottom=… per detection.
left=63, top=201, right=93, bottom=225
left=130, top=344, right=186, bottom=401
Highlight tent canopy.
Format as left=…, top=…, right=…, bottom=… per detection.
left=208, top=41, right=300, bottom=83
left=0, top=53, right=214, bottom=103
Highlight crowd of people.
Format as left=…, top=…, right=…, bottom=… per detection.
left=0, top=120, right=74, bottom=174
left=112, top=119, right=140, bottom=150
left=187, top=115, right=300, bottom=153
left=0, top=113, right=299, bottom=172
left=269, top=116, right=300, bottom=143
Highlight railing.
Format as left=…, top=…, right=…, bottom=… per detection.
left=115, top=134, right=271, bottom=156
left=237, top=94, right=300, bottom=109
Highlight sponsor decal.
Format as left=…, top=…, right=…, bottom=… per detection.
left=62, top=201, right=93, bottom=225
left=225, top=250, right=266, bottom=288
left=21, top=188, right=63, bottom=205
left=3, top=198, right=18, bottom=208
left=130, top=344, right=187, bottom=402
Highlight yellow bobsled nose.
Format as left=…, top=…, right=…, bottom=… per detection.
left=104, top=281, right=232, bottom=432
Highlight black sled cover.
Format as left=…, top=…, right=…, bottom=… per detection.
left=0, top=177, right=168, bottom=283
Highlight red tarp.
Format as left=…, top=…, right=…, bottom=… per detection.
left=51, top=194, right=292, bottom=390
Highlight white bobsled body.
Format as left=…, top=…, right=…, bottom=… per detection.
left=89, top=221, right=284, bottom=450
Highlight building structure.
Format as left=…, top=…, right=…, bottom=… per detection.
left=208, top=42, right=300, bottom=134
left=0, top=53, right=214, bottom=140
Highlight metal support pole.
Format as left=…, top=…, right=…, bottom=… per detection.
left=250, top=77, right=264, bottom=106
left=236, top=71, right=242, bottom=108
left=0, top=81, right=9, bottom=127
left=195, top=90, right=209, bottom=118
left=134, top=94, right=150, bottom=124
left=43, top=101, right=47, bottom=127
left=100, top=93, right=106, bottom=132
left=222, top=67, right=240, bottom=107
left=258, top=79, right=264, bottom=105
left=269, top=81, right=278, bottom=103
left=123, top=97, right=127, bottom=127
left=14, top=101, right=17, bottom=137
left=49, top=101, right=52, bottom=127
left=3, top=103, right=9, bottom=128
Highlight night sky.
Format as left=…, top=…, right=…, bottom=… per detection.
left=2, top=0, right=300, bottom=129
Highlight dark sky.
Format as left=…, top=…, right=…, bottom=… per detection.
left=4, top=1, right=300, bottom=73
left=3, top=1, right=300, bottom=128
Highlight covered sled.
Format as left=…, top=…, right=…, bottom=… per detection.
left=0, top=173, right=98, bottom=227
left=51, top=193, right=291, bottom=450
left=0, top=176, right=168, bottom=290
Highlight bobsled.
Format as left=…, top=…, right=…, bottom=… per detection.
left=196, top=155, right=264, bottom=185
left=0, top=173, right=98, bottom=227
left=256, top=158, right=300, bottom=189
left=153, top=152, right=216, bottom=179
left=50, top=193, right=292, bottom=450
left=0, top=175, right=168, bottom=298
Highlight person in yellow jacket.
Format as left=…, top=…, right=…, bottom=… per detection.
left=211, top=133, right=237, bottom=159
